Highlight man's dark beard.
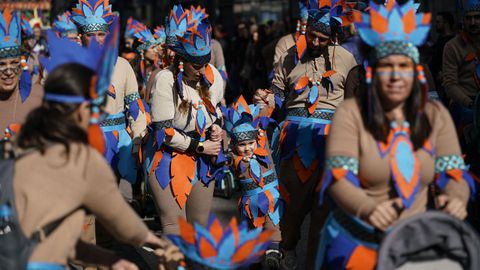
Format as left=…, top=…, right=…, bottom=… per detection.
left=307, top=46, right=327, bottom=58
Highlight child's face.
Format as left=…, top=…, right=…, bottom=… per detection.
left=234, top=140, right=257, bottom=157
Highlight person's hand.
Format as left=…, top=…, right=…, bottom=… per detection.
left=110, top=259, right=139, bottom=270
left=199, top=140, right=221, bottom=156
left=367, top=198, right=403, bottom=231
left=155, top=241, right=185, bottom=270
left=145, top=231, right=171, bottom=249
left=253, top=89, right=270, bottom=105
left=210, top=124, right=222, bottom=142
left=436, top=194, right=468, bottom=220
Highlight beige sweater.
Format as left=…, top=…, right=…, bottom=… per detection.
left=326, top=99, right=470, bottom=223
left=0, top=83, right=44, bottom=132
left=272, top=45, right=357, bottom=110
left=14, top=143, right=149, bottom=264
left=150, top=64, right=224, bottom=151
left=107, top=57, right=147, bottom=139
left=273, top=33, right=296, bottom=68
left=443, top=34, right=480, bottom=106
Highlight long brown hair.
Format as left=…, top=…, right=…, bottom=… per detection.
left=172, top=55, right=211, bottom=114
left=357, top=66, right=432, bottom=150
left=17, top=64, right=93, bottom=154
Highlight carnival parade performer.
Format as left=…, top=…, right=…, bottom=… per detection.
left=1, top=8, right=43, bottom=138
left=316, top=1, right=475, bottom=269
left=8, top=19, right=182, bottom=270
left=144, top=5, right=225, bottom=234
left=222, top=95, right=283, bottom=268
left=254, top=1, right=357, bottom=268
left=72, top=0, right=148, bottom=184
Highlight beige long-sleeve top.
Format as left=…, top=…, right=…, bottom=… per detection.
left=107, top=57, right=147, bottom=139
left=272, top=45, right=357, bottom=110
left=151, top=64, right=224, bottom=152
left=273, top=33, right=296, bottom=68
left=14, top=143, right=149, bottom=265
left=0, top=83, right=44, bottom=132
left=325, top=99, right=470, bottom=223
left=443, top=34, right=480, bottom=106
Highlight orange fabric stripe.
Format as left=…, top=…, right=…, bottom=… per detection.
left=447, top=169, right=463, bottom=181
left=209, top=218, right=224, bottom=244
left=149, top=151, right=163, bottom=176
left=178, top=217, right=196, bottom=245
left=229, top=218, right=240, bottom=247
left=170, top=152, right=196, bottom=208
left=279, top=120, right=289, bottom=145
left=370, top=9, right=388, bottom=34
left=199, top=238, right=217, bottom=258
left=345, top=246, right=377, bottom=270
left=292, top=153, right=319, bottom=183
left=232, top=239, right=259, bottom=263
left=265, top=190, right=275, bottom=213
left=402, top=9, right=416, bottom=34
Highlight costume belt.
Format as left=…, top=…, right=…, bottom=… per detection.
left=239, top=170, right=277, bottom=193
left=285, top=108, right=334, bottom=124
left=99, top=113, right=126, bottom=132
left=332, top=209, right=381, bottom=245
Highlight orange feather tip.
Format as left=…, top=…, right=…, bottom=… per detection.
left=87, top=124, right=105, bottom=154
left=179, top=217, right=196, bottom=245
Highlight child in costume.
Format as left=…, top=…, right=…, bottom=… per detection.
left=222, top=96, right=283, bottom=269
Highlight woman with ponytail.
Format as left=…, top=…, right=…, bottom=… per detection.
left=316, top=1, right=474, bottom=269
left=9, top=25, right=183, bottom=269
left=144, top=5, right=225, bottom=234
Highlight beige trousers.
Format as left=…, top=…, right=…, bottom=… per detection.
left=148, top=176, right=215, bottom=234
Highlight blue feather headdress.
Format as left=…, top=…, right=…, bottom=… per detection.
left=354, top=0, right=431, bottom=116
left=153, top=26, right=166, bottom=45
left=465, top=0, right=480, bottom=12
left=167, top=5, right=211, bottom=64
left=222, top=96, right=272, bottom=144
left=168, top=215, right=273, bottom=270
left=131, top=19, right=158, bottom=53
left=72, top=0, right=116, bottom=34
left=53, top=11, right=78, bottom=38
left=0, top=8, right=22, bottom=59
left=20, top=14, right=34, bottom=38
left=124, top=17, right=135, bottom=39
left=294, top=0, right=349, bottom=63
left=354, top=0, right=431, bottom=64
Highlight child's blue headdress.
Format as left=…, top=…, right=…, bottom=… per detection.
left=0, top=8, right=22, bottom=59
left=222, top=96, right=272, bottom=144
left=53, top=11, right=78, bottom=38
left=168, top=215, right=273, bottom=270
left=72, top=0, right=116, bottom=34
